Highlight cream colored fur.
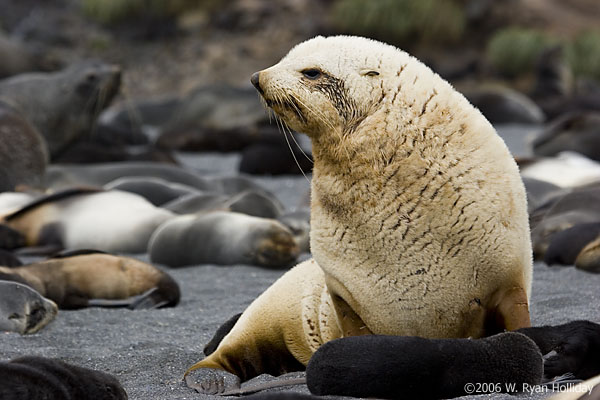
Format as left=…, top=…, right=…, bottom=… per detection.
left=260, top=35, right=532, bottom=337
left=192, top=259, right=340, bottom=371
left=187, top=35, right=533, bottom=380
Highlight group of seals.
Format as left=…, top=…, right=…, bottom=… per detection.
left=0, top=180, right=302, bottom=267
left=0, top=250, right=180, bottom=309
left=528, top=182, right=600, bottom=270
left=185, top=35, right=533, bottom=392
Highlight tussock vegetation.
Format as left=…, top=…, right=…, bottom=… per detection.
left=486, top=28, right=555, bottom=78
left=81, top=0, right=209, bottom=25
left=567, top=30, right=600, bottom=81
left=487, top=27, right=600, bottom=81
left=331, top=0, right=465, bottom=45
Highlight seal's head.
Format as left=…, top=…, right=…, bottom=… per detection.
left=251, top=36, right=394, bottom=139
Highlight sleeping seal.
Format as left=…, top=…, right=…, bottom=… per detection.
left=0, top=280, right=57, bottom=334
left=148, top=211, right=298, bottom=268
left=0, top=188, right=174, bottom=253
left=0, top=250, right=180, bottom=309
left=306, top=332, right=542, bottom=399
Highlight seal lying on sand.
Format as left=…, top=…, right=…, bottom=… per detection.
left=0, top=355, right=127, bottom=400
left=185, top=35, right=533, bottom=392
left=0, top=250, right=180, bottom=309
left=149, top=211, right=298, bottom=268
left=0, top=188, right=174, bottom=253
left=0, top=280, right=57, bottom=334
left=306, top=332, right=542, bottom=399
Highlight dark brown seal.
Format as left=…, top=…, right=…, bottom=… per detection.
left=0, top=100, right=48, bottom=192
left=0, top=60, right=121, bottom=158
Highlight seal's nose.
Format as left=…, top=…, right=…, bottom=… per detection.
left=251, top=72, right=263, bottom=95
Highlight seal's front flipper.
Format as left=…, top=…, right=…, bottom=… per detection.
left=184, top=367, right=241, bottom=395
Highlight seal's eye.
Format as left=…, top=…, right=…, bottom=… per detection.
left=302, top=69, right=322, bottom=80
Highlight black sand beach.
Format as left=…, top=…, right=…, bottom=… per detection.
left=1, top=153, right=599, bottom=400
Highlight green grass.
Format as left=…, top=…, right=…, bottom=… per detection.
left=567, top=30, right=600, bottom=81
left=81, top=0, right=206, bottom=25
left=486, top=27, right=556, bottom=78
left=487, top=27, right=600, bottom=81
left=331, top=0, right=465, bottom=45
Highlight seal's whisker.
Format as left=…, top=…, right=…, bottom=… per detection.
left=293, top=95, right=351, bottom=162
left=280, top=116, right=311, bottom=183
left=280, top=121, right=312, bottom=164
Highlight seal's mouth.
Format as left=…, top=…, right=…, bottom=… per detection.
left=265, top=96, right=306, bottom=124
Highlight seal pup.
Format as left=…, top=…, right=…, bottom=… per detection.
left=149, top=211, right=299, bottom=268
left=185, top=35, right=533, bottom=392
left=306, top=332, right=542, bottom=399
left=0, top=250, right=180, bottom=309
left=0, top=355, right=127, bottom=400
left=543, top=223, right=600, bottom=266
left=0, top=188, right=174, bottom=253
left=0, top=280, right=57, bottom=334
left=516, top=320, right=600, bottom=380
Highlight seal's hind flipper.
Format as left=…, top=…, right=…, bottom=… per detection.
left=184, top=366, right=241, bottom=395
left=127, top=287, right=168, bottom=310
left=486, top=286, right=531, bottom=334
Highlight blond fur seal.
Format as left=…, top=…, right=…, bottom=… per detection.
left=186, top=35, right=533, bottom=392
left=0, top=250, right=180, bottom=309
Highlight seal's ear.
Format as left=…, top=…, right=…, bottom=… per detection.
left=360, top=69, right=379, bottom=77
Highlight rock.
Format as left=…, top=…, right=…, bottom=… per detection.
left=463, top=85, right=545, bottom=124
left=533, top=111, right=600, bottom=161
left=156, top=84, right=280, bottom=152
